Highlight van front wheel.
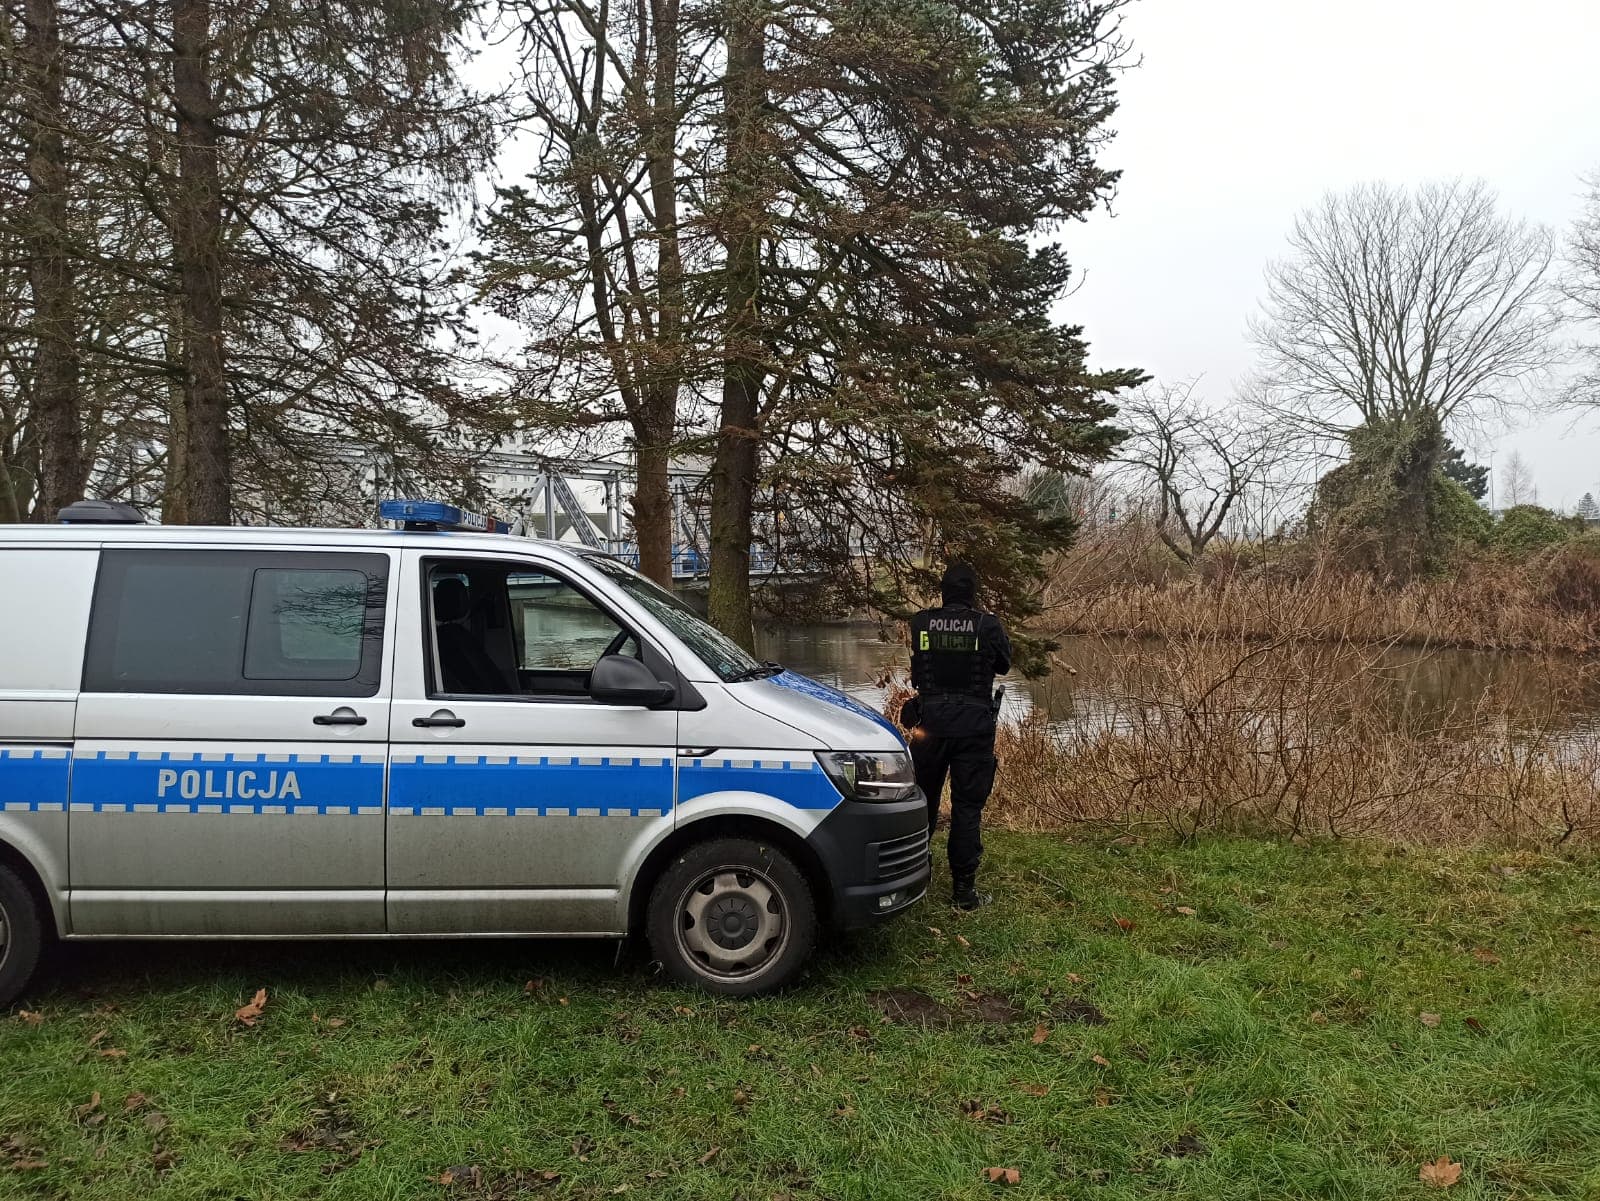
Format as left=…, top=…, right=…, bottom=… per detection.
left=647, top=838, right=816, bottom=996
left=0, top=864, right=45, bottom=1009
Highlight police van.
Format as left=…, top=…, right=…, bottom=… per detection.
left=0, top=500, right=929, bottom=1002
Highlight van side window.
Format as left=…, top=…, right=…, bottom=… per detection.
left=426, top=559, right=638, bottom=699
left=84, top=550, right=388, bottom=696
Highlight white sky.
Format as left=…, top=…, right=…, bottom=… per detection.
left=1065, top=0, right=1600, bottom=509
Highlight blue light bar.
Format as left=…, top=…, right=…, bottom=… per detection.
left=379, top=499, right=510, bottom=534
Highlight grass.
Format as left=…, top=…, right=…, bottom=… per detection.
left=4, top=831, right=1600, bottom=1200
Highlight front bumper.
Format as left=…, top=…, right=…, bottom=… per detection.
left=806, top=792, right=931, bottom=930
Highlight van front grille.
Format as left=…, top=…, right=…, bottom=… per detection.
left=871, top=827, right=930, bottom=882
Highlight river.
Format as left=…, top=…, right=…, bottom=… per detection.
left=757, top=622, right=1600, bottom=739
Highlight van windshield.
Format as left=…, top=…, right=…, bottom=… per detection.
left=585, top=555, right=774, bottom=683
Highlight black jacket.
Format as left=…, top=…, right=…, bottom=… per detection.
left=908, top=603, right=1012, bottom=738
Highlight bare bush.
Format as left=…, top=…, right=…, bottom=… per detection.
left=891, top=578, right=1600, bottom=849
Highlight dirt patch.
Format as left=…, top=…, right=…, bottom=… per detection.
left=434, top=1165, right=563, bottom=1196
left=1049, top=997, right=1107, bottom=1025
left=962, top=991, right=1023, bottom=1024
left=279, top=1091, right=378, bottom=1174
left=867, top=988, right=953, bottom=1028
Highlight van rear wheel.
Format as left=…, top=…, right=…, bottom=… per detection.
left=0, top=864, right=45, bottom=1009
left=647, top=838, right=816, bottom=996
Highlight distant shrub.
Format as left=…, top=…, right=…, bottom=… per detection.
left=1538, top=534, right=1600, bottom=623
left=1494, top=505, right=1571, bottom=557
left=1431, top=475, right=1493, bottom=557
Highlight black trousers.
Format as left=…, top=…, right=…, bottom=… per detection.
left=911, top=731, right=997, bottom=882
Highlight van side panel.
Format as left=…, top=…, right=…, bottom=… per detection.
left=0, top=548, right=98, bottom=933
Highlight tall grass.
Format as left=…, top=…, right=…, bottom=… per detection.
left=1039, top=520, right=1600, bottom=653
left=887, top=580, right=1600, bottom=848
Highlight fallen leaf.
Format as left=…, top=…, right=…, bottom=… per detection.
left=955, top=933, right=971, bottom=950
left=436, top=1170, right=456, bottom=1186
left=1471, top=947, right=1501, bottom=965
left=673, top=1005, right=695, bottom=1017
left=1174, top=906, right=1196, bottom=916
left=1464, top=1017, right=1487, bottom=1037
left=1419, top=1156, right=1462, bottom=1188
left=1308, top=1011, right=1328, bottom=1025
left=325, top=1018, right=346, bottom=1029
left=235, top=988, right=268, bottom=1026
left=88, top=1028, right=107, bottom=1047
left=1420, top=1012, right=1441, bottom=1028
left=833, top=1105, right=856, bottom=1119
left=1092, top=1085, right=1113, bottom=1107
left=1016, top=1082, right=1049, bottom=1097
left=16, top=1010, right=43, bottom=1026
left=1065, top=973, right=1083, bottom=984
left=524, top=978, right=544, bottom=994
left=122, top=1092, right=148, bottom=1113
left=1090, top=1054, right=1110, bottom=1068
left=1031, top=1024, right=1049, bottom=1046
left=558, top=997, right=569, bottom=1006
left=697, top=1146, right=722, bottom=1166
left=12, top=1160, right=47, bottom=1171
left=733, top=1088, right=752, bottom=1107
left=74, top=1092, right=103, bottom=1122
left=1113, top=916, right=1135, bottom=932
left=984, top=1166, right=1021, bottom=1184
left=956, top=973, right=972, bottom=986
left=1349, top=968, right=1366, bottom=980
left=98, top=1048, right=127, bottom=1059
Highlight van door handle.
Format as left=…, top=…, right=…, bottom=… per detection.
left=413, top=711, right=466, bottom=729
left=313, top=709, right=368, bottom=726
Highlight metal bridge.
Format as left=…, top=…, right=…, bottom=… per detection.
left=481, top=452, right=778, bottom=580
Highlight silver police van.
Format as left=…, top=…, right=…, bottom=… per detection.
left=0, top=500, right=929, bottom=1001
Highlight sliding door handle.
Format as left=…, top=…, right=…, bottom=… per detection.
left=413, top=710, right=466, bottom=729
left=314, top=708, right=367, bottom=727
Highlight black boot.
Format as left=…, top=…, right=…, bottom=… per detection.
left=951, top=877, right=992, bottom=910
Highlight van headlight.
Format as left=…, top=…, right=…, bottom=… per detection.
left=816, top=751, right=918, bottom=802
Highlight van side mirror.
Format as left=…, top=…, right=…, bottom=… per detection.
left=590, top=654, right=675, bottom=707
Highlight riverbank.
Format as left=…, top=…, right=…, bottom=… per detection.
left=4, top=832, right=1598, bottom=1199
left=1041, top=529, right=1600, bottom=655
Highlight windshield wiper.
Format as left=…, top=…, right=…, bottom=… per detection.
left=726, top=661, right=784, bottom=683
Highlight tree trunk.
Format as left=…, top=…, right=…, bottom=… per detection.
left=632, top=420, right=673, bottom=585
left=631, top=0, right=683, bottom=588
left=21, top=0, right=86, bottom=521
left=171, top=0, right=231, bottom=524
left=706, top=0, right=766, bottom=651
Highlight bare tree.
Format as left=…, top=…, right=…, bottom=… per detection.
left=1253, top=181, right=1562, bottom=573
left=1501, top=449, right=1535, bottom=507
left=1115, top=382, right=1287, bottom=562
left=1567, top=170, right=1600, bottom=405
left=1254, top=180, right=1561, bottom=437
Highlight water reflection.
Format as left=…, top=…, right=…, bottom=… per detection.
left=758, top=624, right=1600, bottom=739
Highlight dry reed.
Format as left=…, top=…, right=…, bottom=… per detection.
left=886, top=579, right=1600, bottom=848
left=1040, top=522, right=1600, bottom=654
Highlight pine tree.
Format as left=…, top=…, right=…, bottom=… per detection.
left=701, top=0, right=1142, bottom=657
left=1577, top=492, right=1600, bottom=523
left=1440, top=439, right=1489, bottom=501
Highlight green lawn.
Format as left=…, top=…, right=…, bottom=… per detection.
left=3, top=833, right=1600, bottom=1200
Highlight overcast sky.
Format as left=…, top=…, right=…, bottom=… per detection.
left=1065, top=0, right=1600, bottom=509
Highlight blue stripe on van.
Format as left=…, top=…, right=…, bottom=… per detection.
left=678, top=758, right=841, bottom=811
left=0, top=747, right=71, bottom=812
left=70, top=751, right=383, bottom=816
left=388, top=755, right=674, bottom=817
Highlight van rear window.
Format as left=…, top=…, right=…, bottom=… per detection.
left=83, top=550, right=388, bottom=696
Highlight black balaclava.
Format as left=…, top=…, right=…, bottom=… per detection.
left=940, top=561, right=978, bottom=607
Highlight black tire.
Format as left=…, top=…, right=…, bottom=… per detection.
left=0, top=864, right=45, bottom=1010
left=646, top=837, right=817, bottom=996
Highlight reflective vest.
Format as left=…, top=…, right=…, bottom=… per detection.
left=909, top=604, right=991, bottom=703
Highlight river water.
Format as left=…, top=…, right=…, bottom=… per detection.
left=757, top=622, right=1600, bottom=739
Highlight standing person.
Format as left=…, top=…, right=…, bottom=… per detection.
left=905, top=562, right=1011, bottom=910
